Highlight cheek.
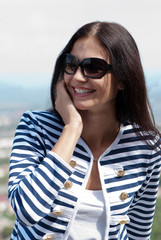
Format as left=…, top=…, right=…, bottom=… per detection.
left=63, top=74, right=73, bottom=96
left=64, top=74, right=71, bottom=85
left=98, top=79, right=119, bottom=101
left=99, top=81, right=109, bottom=95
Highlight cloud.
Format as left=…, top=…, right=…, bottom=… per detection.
left=0, top=0, right=161, bottom=76
left=0, top=0, right=161, bottom=123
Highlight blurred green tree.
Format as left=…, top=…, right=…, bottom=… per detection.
left=151, top=197, right=161, bottom=240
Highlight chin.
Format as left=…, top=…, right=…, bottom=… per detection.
left=73, top=102, right=87, bottom=111
left=73, top=100, right=95, bottom=111
left=75, top=104, right=95, bottom=112
left=75, top=105, right=88, bottom=111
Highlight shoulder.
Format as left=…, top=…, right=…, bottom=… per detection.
left=121, top=122, right=161, bottom=157
left=20, top=110, right=64, bottom=128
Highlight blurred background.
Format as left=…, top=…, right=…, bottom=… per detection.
left=0, top=0, right=161, bottom=239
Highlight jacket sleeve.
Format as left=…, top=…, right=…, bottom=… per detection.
left=8, top=111, right=74, bottom=226
left=126, top=147, right=161, bottom=240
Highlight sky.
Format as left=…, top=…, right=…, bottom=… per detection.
left=0, top=0, right=161, bottom=120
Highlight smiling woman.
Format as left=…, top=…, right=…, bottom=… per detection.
left=62, top=37, right=119, bottom=113
left=8, top=21, right=161, bottom=240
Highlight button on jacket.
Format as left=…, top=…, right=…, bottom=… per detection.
left=8, top=111, right=161, bottom=240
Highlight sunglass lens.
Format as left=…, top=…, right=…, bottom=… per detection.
left=83, top=58, right=106, bottom=78
left=64, top=55, right=77, bottom=74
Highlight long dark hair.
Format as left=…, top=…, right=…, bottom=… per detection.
left=50, top=21, right=161, bottom=148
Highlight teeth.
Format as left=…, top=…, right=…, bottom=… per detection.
left=74, top=88, right=94, bottom=94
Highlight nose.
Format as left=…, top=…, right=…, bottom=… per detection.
left=73, top=66, right=87, bottom=82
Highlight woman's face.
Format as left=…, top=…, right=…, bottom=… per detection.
left=63, top=37, right=120, bottom=113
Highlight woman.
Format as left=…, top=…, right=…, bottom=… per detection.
left=8, top=21, right=161, bottom=240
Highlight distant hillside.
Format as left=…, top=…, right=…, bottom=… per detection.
left=0, top=82, right=51, bottom=111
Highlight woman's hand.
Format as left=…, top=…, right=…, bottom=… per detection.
left=55, top=79, right=83, bottom=128
left=52, top=79, right=83, bottom=163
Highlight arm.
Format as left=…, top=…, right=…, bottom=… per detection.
left=8, top=80, right=83, bottom=226
left=126, top=150, right=161, bottom=239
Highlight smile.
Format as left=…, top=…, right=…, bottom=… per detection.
left=74, top=88, right=95, bottom=94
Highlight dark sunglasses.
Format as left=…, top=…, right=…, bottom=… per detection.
left=63, top=53, right=112, bottom=79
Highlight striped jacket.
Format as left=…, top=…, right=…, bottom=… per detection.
left=8, top=111, right=161, bottom=240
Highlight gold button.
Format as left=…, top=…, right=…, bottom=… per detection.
left=43, top=234, right=54, bottom=240
left=69, top=160, right=77, bottom=168
left=53, top=207, right=63, bottom=216
left=119, top=220, right=128, bottom=224
left=117, top=170, right=125, bottom=177
left=64, top=180, right=73, bottom=189
left=120, top=192, right=128, bottom=200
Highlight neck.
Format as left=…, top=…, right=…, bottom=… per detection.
left=80, top=109, right=120, bottom=152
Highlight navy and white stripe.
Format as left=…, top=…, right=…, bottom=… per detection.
left=8, top=111, right=161, bottom=240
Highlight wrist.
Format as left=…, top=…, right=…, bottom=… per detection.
left=51, top=119, right=83, bottom=163
left=65, top=120, right=83, bottom=135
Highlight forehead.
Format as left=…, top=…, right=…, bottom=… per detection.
left=70, top=37, right=109, bottom=60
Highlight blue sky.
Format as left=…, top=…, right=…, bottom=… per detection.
left=0, top=0, right=161, bottom=121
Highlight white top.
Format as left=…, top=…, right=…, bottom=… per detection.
left=68, top=190, right=106, bottom=240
